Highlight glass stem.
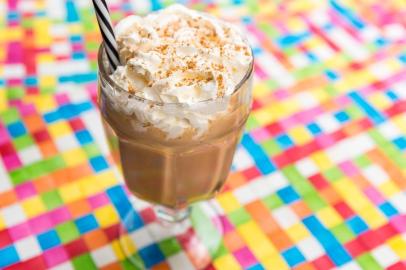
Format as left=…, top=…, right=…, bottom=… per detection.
left=154, top=205, right=191, bottom=223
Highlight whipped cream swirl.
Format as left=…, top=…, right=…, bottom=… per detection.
left=109, top=4, right=252, bottom=138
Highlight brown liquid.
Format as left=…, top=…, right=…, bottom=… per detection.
left=99, top=75, right=252, bottom=209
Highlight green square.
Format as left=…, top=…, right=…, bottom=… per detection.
left=0, top=108, right=19, bottom=124
left=258, top=22, right=279, bottom=38
left=282, top=47, right=296, bottom=57
left=7, top=87, right=24, bottom=100
left=13, top=135, right=34, bottom=150
left=22, top=18, right=33, bottom=28
left=330, top=223, right=355, bottom=243
left=40, top=87, right=55, bottom=95
left=85, top=41, right=99, bottom=52
left=120, top=258, right=140, bottom=270
left=9, top=168, right=29, bottom=185
left=282, top=165, right=314, bottom=195
left=354, top=155, right=371, bottom=168
left=43, top=156, right=65, bottom=172
left=345, top=105, right=363, bottom=119
left=265, top=79, right=279, bottom=91
left=41, top=190, right=63, bottom=210
left=302, top=192, right=326, bottom=211
left=245, top=116, right=260, bottom=132
left=263, top=194, right=283, bottom=210
left=262, top=139, right=281, bottom=156
left=323, top=167, right=344, bottom=182
left=158, top=238, right=182, bottom=257
left=212, top=243, right=228, bottom=259
left=72, top=254, right=97, bottom=270
left=56, top=221, right=80, bottom=243
left=83, top=143, right=100, bottom=158
left=228, top=208, right=251, bottom=226
left=356, top=253, right=383, bottom=270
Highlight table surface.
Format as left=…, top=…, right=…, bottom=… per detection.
left=1, top=0, right=406, bottom=269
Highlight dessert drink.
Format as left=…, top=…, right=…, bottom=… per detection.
left=98, top=4, right=253, bottom=209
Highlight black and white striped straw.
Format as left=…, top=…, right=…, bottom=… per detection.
left=91, top=0, right=120, bottom=71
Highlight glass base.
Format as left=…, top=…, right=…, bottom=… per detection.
left=119, top=196, right=224, bottom=269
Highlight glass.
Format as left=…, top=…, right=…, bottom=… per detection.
left=98, top=43, right=253, bottom=269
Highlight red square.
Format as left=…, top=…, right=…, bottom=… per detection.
left=359, top=230, right=382, bottom=250
left=64, top=238, right=88, bottom=258
left=0, top=142, right=15, bottom=156
left=139, top=208, right=156, bottom=224
left=69, top=118, right=85, bottom=132
left=104, top=223, right=119, bottom=242
left=387, top=262, right=406, bottom=270
left=309, top=174, right=329, bottom=190
left=33, top=129, right=51, bottom=142
left=334, top=202, right=355, bottom=219
left=312, top=255, right=335, bottom=270
left=345, top=238, right=366, bottom=257
left=6, top=257, right=46, bottom=270
left=376, top=223, right=397, bottom=241
left=265, top=122, right=283, bottom=136
left=0, top=229, right=12, bottom=249
left=241, top=166, right=261, bottom=180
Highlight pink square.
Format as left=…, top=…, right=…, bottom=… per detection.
left=15, top=182, right=36, bottom=200
left=233, top=247, right=257, bottom=268
left=3, top=153, right=22, bottom=170
left=55, top=93, right=70, bottom=105
left=29, top=214, right=53, bottom=234
left=49, top=207, right=71, bottom=225
left=339, top=161, right=358, bottom=177
left=9, top=222, right=31, bottom=241
left=19, top=104, right=36, bottom=116
left=364, top=187, right=385, bottom=204
left=251, top=128, right=270, bottom=142
left=44, top=246, right=68, bottom=267
left=219, top=215, right=234, bottom=233
left=390, top=215, right=406, bottom=233
left=88, top=193, right=109, bottom=209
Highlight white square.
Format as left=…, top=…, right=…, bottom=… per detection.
left=55, top=135, right=79, bottom=152
left=15, top=236, right=41, bottom=260
left=392, top=82, right=406, bottom=99
left=313, top=45, right=334, bottom=60
left=295, top=92, right=319, bottom=109
left=81, top=111, right=110, bottom=155
left=3, top=64, right=26, bottom=79
left=91, top=245, right=116, bottom=268
left=167, top=252, right=195, bottom=270
left=369, top=62, right=391, bottom=81
left=309, top=10, right=330, bottom=26
left=290, top=54, right=310, bottom=68
left=338, top=261, right=362, bottom=270
left=18, top=145, right=42, bottom=165
left=233, top=184, right=257, bottom=205
left=295, top=158, right=319, bottom=177
left=265, top=171, right=289, bottom=191
left=362, top=165, right=389, bottom=186
left=384, top=23, right=406, bottom=40
left=233, top=146, right=254, bottom=170
left=148, top=223, right=180, bottom=242
left=390, top=193, right=406, bottom=213
left=129, top=227, right=155, bottom=249
left=297, top=237, right=324, bottom=261
left=50, top=261, right=74, bottom=270
left=271, top=206, right=299, bottom=228
left=1, top=203, right=26, bottom=227
left=371, top=245, right=398, bottom=268
left=51, top=42, right=71, bottom=56
left=316, top=114, right=340, bottom=133
left=378, top=122, right=401, bottom=140
left=0, top=160, right=12, bottom=192
left=360, top=26, right=380, bottom=42
left=249, top=176, right=276, bottom=198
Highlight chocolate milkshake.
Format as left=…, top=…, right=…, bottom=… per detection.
left=98, top=4, right=253, bottom=209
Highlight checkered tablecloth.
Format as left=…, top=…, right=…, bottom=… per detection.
left=1, top=0, right=406, bottom=269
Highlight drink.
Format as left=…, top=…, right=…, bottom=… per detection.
left=99, top=4, right=253, bottom=209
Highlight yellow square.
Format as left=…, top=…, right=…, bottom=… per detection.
left=39, top=75, right=57, bottom=88
left=379, top=181, right=400, bottom=197
left=289, top=126, right=312, bottom=145
left=392, top=114, right=406, bottom=134
left=34, top=96, right=57, bottom=113
left=312, top=88, right=329, bottom=103
left=0, top=215, right=6, bottom=230
left=369, top=93, right=390, bottom=110
left=94, top=205, right=119, bottom=227
left=49, top=121, right=71, bottom=138
left=59, top=182, right=82, bottom=203
left=111, top=240, right=125, bottom=260
left=311, top=152, right=333, bottom=170
left=280, top=100, right=299, bottom=116
left=388, top=236, right=406, bottom=259
left=5, top=27, right=23, bottom=41
left=213, top=254, right=242, bottom=270
left=316, top=207, right=342, bottom=228
left=238, top=221, right=276, bottom=259
left=62, top=148, right=87, bottom=166
left=78, top=176, right=103, bottom=197
left=119, top=235, right=137, bottom=254
left=252, top=107, right=275, bottom=126
left=33, top=20, right=51, bottom=47
left=359, top=206, right=386, bottom=229
left=97, top=170, right=119, bottom=189
left=37, top=54, right=54, bottom=63
left=22, top=196, right=46, bottom=217
left=253, top=83, right=269, bottom=98
left=0, top=91, right=6, bottom=111
left=68, top=24, right=83, bottom=34
left=216, top=192, right=240, bottom=213
left=286, top=223, right=310, bottom=242
left=262, top=253, right=289, bottom=270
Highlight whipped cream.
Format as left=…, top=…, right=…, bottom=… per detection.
left=109, top=4, right=252, bottom=138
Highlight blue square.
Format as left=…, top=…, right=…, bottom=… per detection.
left=247, top=264, right=265, bottom=270
left=7, top=122, right=26, bottom=137
left=277, top=186, right=300, bottom=204
left=139, top=244, right=165, bottom=268
left=399, top=53, right=406, bottom=63
left=25, top=76, right=37, bottom=86
left=393, top=137, right=406, bottom=151
left=325, top=70, right=339, bottom=80
left=335, top=111, right=350, bottom=123
left=386, top=90, right=398, bottom=101
left=307, top=123, right=322, bottom=135
left=347, top=216, right=368, bottom=234
left=58, top=104, right=78, bottom=119
left=282, top=247, right=305, bottom=267
left=75, top=215, right=98, bottom=234
left=43, top=111, right=60, bottom=123
left=90, top=156, right=109, bottom=172
left=326, top=246, right=351, bottom=266
left=76, top=130, right=93, bottom=145
left=37, top=230, right=61, bottom=250
left=276, top=134, right=294, bottom=149
left=0, top=246, right=19, bottom=268
left=379, top=202, right=398, bottom=217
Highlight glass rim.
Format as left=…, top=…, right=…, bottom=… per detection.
left=97, top=42, right=254, bottom=105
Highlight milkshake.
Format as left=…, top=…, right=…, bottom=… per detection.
left=98, top=4, right=253, bottom=209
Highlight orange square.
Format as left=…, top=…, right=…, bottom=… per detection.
left=320, top=187, right=341, bottom=205
left=151, top=262, right=171, bottom=270
left=291, top=201, right=312, bottom=218
left=25, top=115, right=45, bottom=133
left=245, top=201, right=279, bottom=235
left=226, top=172, right=247, bottom=189
left=0, top=190, right=17, bottom=207
left=83, top=229, right=108, bottom=249
left=100, top=262, right=122, bottom=270
left=39, top=141, right=58, bottom=157
left=33, top=175, right=55, bottom=193
left=223, top=231, right=245, bottom=252
left=67, top=163, right=92, bottom=181
left=268, top=230, right=292, bottom=250
left=67, top=199, right=92, bottom=218
left=294, top=262, right=316, bottom=270
left=51, top=168, right=70, bottom=187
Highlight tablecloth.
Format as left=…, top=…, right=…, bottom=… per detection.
left=0, top=0, right=406, bottom=269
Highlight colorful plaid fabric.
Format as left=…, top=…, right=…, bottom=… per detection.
left=0, top=0, right=406, bottom=269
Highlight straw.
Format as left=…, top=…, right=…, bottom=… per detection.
left=91, top=0, right=120, bottom=71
